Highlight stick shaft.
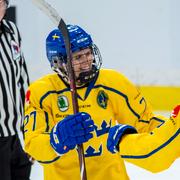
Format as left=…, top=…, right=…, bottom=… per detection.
left=59, top=20, right=87, bottom=180
left=32, top=0, right=87, bottom=179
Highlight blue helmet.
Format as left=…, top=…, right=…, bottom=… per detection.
left=46, top=25, right=93, bottom=60
left=46, top=24, right=102, bottom=86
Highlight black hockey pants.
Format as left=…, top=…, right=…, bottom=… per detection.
left=0, top=135, right=32, bottom=180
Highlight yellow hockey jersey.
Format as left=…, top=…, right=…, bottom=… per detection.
left=24, top=69, right=176, bottom=180
left=119, top=109, right=180, bottom=173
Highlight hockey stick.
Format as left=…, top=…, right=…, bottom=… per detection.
left=31, top=0, right=87, bottom=179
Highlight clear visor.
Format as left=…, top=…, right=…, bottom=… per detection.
left=51, top=44, right=102, bottom=86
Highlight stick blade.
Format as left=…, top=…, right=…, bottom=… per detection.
left=32, top=0, right=61, bottom=26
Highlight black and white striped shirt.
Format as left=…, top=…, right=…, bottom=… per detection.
left=0, top=19, right=29, bottom=137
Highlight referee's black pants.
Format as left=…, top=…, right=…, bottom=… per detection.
left=0, top=135, right=32, bottom=180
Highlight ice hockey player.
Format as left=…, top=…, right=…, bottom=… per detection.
left=24, top=24, right=180, bottom=180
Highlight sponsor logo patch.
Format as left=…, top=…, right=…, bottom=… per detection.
left=57, top=95, right=69, bottom=112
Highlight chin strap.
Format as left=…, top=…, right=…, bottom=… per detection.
left=55, top=65, right=98, bottom=87
left=76, top=66, right=97, bottom=85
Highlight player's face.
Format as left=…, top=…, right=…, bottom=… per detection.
left=0, top=0, right=6, bottom=22
left=72, top=48, right=94, bottom=78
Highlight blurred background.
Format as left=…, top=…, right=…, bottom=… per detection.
left=6, top=0, right=180, bottom=179
left=7, top=0, right=180, bottom=111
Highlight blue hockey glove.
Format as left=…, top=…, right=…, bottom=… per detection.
left=107, top=124, right=137, bottom=154
left=50, top=112, right=94, bottom=156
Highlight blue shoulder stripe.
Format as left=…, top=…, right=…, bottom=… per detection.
left=37, top=156, right=60, bottom=164
left=138, top=117, right=165, bottom=125
left=39, top=88, right=70, bottom=108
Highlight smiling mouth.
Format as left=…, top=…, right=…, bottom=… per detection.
left=79, top=66, right=91, bottom=72
left=81, top=68, right=90, bottom=71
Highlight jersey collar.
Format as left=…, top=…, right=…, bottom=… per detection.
left=57, top=71, right=99, bottom=101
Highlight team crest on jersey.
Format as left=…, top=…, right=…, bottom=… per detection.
left=57, top=95, right=69, bottom=112
left=97, top=90, right=108, bottom=109
left=11, top=40, right=21, bottom=60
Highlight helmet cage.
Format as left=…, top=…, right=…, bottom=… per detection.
left=76, top=44, right=102, bottom=85
left=46, top=25, right=102, bottom=86
left=51, top=44, right=102, bottom=86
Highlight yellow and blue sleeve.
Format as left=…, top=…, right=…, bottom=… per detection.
left=119, top=113, right=180, bottom=172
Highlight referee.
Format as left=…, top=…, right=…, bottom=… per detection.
left=0, top=1, right=32, bottom=180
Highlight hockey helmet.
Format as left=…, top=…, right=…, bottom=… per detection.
left=46, top=25, right=102, bottom=86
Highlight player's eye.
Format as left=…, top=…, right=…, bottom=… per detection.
left=73, top=55, right=81, bottom=60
